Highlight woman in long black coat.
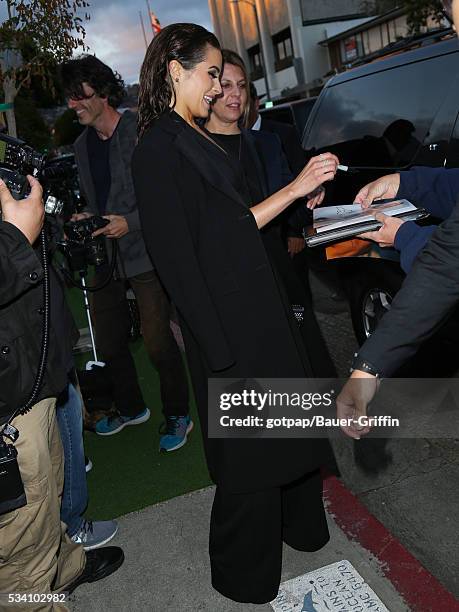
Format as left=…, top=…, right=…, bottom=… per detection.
left=132, top=23, right=339, bottom=604
left=205, top=49, right=336, bottom=380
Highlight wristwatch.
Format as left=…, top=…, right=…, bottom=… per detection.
left=350, top=353, right=382, bottom=377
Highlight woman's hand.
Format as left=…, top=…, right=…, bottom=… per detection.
left=289, top=153, right=339, bottom=200
left=306, top=185, right=325, bottom=210
left=251, top=153, right=337, bottom=230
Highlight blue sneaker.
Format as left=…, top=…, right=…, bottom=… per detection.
left=159, top=415, right=193, bottom=452
left=96, top=408, right=150, bottom=436
left=71, top=519, right=118, bottom=551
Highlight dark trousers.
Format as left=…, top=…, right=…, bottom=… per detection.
left=209, top=469, right=329, bottom=604
left=91, top=269, right=189, bottom=418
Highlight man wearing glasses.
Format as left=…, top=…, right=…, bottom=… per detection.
left=61, top=56, right=191, bottom=447
left=337, top=0, right=459, bottom=437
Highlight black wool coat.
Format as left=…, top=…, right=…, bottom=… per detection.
left=132, top=112, right=330, bottom=493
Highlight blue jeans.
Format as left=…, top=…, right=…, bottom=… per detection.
left=56, top=380, right=88, bottom=537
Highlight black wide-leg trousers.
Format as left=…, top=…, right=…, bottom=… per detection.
left=209, top=469, right=330, bottom=604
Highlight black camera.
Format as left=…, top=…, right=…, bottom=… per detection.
left=61, top=215, right=110, bottom=272
left=0, top=133, right=64, bottom=215
left=0, top=440, right=26, bottom=515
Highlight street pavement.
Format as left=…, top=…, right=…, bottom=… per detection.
left=311, top=270, right=459, bottom=600
left=69, top=269, right=458, bottom=611
left=68, top=486, right=410, bottom=612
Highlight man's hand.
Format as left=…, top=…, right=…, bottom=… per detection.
left=336, top=371, right=380, bottom=439
left=71, top=211, right=93, bottom=222
left=287, top=236, right=306, bottom=257
left=92, top=214, right=129, bottom=238
left=359, top=212, right=405, bottom=247
left=0, top=176, right=44, bottom=244
left=354, top=174, right=400, bottom=208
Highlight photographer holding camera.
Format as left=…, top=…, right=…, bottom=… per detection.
left=0, top=176, right=123, bottom=603
left=62, top=56, right=192, bottom=448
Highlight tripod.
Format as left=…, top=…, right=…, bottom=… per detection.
left=79, top=272, right=106, bottom=370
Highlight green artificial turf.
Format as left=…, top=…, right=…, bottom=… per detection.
left=67, top=286, right=212, bottom=520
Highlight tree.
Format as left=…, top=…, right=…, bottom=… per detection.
left=14, top=91, right=51, bottom=151
left=0, top=0, right=90, bottom=137
left=361, top=1, right=445, bottom=33
left=404, top=0, right=444, bottom=33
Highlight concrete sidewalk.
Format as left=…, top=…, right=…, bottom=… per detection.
left=68, top=486, right=409, bottom=612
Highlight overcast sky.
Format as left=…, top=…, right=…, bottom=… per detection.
left=0, top=1, right=212, bottom=84
left=81, top=0, right=212, bottom=84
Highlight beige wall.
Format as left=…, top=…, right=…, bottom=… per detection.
left=211, top=0, right=290, bottom=51
left=239, top=2, right=258, bottom=48
left=264, top=0, right=289, bottom=35
left=212, top=0, right=239, bottom=51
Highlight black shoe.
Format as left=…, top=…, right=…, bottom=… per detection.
left=66, top=546, right=124, bottom=595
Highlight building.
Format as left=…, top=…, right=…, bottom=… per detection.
left=320, top=6, right=448, bottom=72
left=208, top=0, right=375, bottom=100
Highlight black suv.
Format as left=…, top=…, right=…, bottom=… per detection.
left=301, top=31, right=459, bottom=345
left=260, top=97, right=317, bottom=140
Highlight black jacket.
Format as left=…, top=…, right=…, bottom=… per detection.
left=74, top=111, right=153, bottom=278
left=358, top=195, right=459, bottom=377
left=260, top=117, right=306, bottom=177
left=248, top=129, right=336, bottom=378
left=132, top=112, right=330, bottom=493
left=0, top=222, right=70, bottom=422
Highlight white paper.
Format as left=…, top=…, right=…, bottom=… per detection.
left=313, top=199, right=416, bottom=234
left=271, top=560, right=390, bottom=612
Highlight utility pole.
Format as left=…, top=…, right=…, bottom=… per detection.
left=139, top=11, right=148, bottom=49
left=145, top=0, right=154, bottom=35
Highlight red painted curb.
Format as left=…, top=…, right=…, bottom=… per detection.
left=323, top=474, right=459, bottom=612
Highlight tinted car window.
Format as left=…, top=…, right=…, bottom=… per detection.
left=292, top=99, right=316, bottom=137
left=261, top=107, right=293, bottom=125
left=304, top=53, right=459, bottom=169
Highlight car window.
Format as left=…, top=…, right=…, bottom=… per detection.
left=292, top=100, right=316, bottom=138
left=260, top=107, right=294, bottom=126
left=304, top=53, right=459, bottom=169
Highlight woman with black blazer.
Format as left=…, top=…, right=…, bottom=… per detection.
left=132, top=23, right=339, bottom=604
left=205, top=49, right=336, bottom=379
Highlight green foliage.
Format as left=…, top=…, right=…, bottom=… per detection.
left=14, top=92, right=51, bottom=151
left=361, top=0, right=446, bottom=33
left=404, top=0, right=444, bottom=33
left=0, top=0, right=90, bottom=135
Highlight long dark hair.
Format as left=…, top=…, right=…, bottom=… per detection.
left=138, top=23, right=221, bottom=138
left=61, top=55, right=125, bottom=108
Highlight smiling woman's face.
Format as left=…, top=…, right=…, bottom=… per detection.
left=210, top=63, right=248, bottom=126
left=173, top=45, right=223, bottom=120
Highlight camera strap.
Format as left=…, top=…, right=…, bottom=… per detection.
left=0, top=227, right=50, bottom=444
